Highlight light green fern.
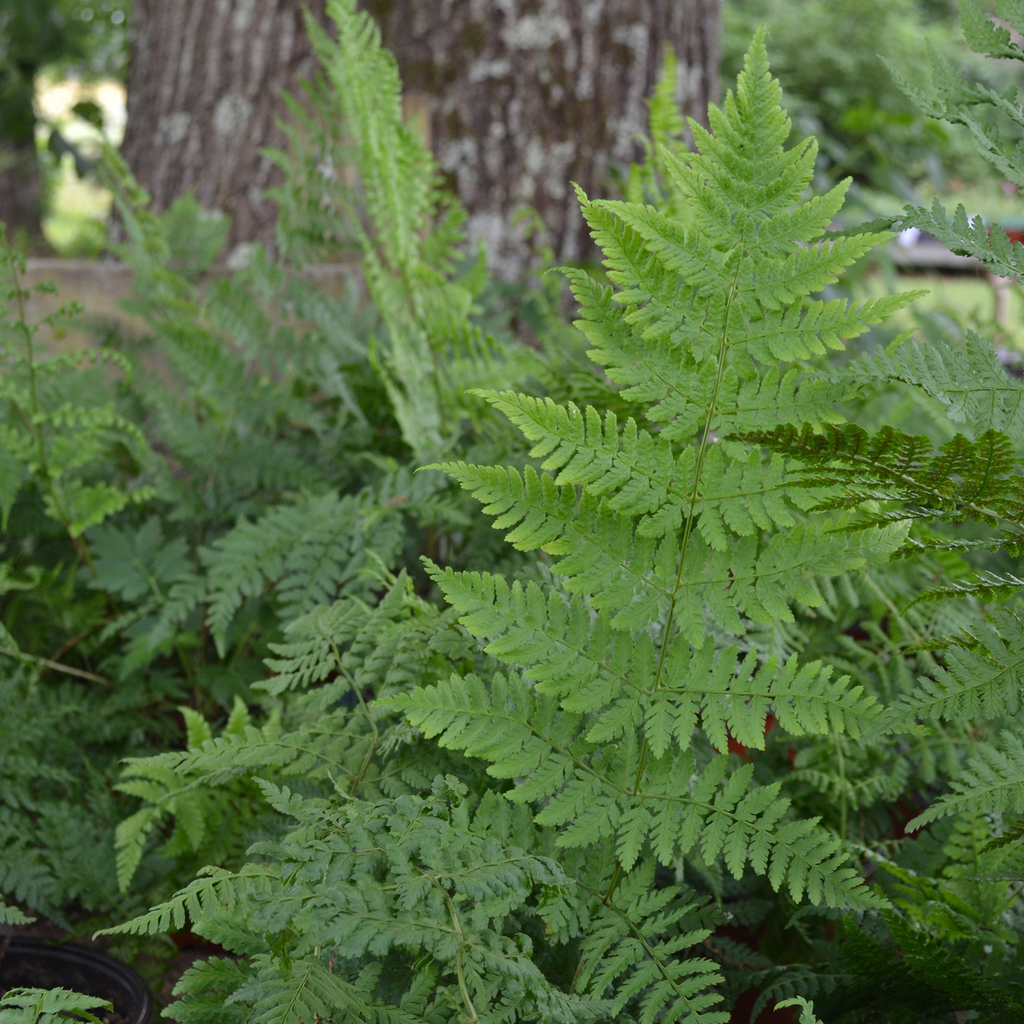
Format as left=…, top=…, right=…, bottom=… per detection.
left=0, top=232, right=153, bottom=541
left=0, top=988, right=112, bottom=1024
left=387, top=34, right=916, bottom=946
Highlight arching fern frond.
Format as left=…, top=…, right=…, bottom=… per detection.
left=839, top=331, right=1024, bottom=442
left=739, top=423, right=1024, bottom=543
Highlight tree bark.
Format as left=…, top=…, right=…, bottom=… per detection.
left=121, top=0, right=719, bottom=276
left=370, top=0, right=721, bottom=278
left=120, top=0, right=327, bottom=261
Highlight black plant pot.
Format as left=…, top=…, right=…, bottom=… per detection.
left=0, top=937, right=153, bottom=1024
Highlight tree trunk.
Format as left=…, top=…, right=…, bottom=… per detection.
left=370, top=0, right=721, bottom=279
left=120, top=0, right=327, bottom=262
left=121, top=0, right=719, bottom=276
left=0, top=64, right=45, bottom=249
left=0, top=143, right=43, bottom=248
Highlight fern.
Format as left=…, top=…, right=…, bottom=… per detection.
left=200, top=488, right=403, bottom=655
left=300, top=0, right=529, bottom=461
left=23, top=5, right=1024, bottom=1022
left=380, top=34, right=923, bottom=937
left=574, top=862, right=727, bottom=1024
left=0, top=232, right=153, bottom=541
left=908, top=732, right=1024, bottom=830
left=111, top=573, right=462, bottom=891
left=843, top=329, right=1024, bottom=441
left=0, top=988, right=112, bottom=1024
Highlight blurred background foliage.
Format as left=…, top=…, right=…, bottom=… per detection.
left=722, top=0, right=1023, bottom=210
left=0, top=0, right=128, bottom=253
left=4, top=0, right=1024, bottom=260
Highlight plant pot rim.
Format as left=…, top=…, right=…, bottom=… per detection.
left=0, top=935, right=153, bottom=1024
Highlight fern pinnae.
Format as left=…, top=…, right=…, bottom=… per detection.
left=401, top=30, right=922, bottom=924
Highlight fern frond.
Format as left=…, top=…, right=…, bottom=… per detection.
left=387, top=673, right=882, bottom=907
left=740, top=423, right=1024, bottom=538
left=202, top=489, right=403, bottom=654
left=164, top=957, right=250, bottom=1024
left=576, top=862, right=727, bottom=1024
left=890, top=611, right=1024, bottom=723
left=840, top=330, right=1024, bottom=441
left=421, top=567, right=880, bottom=754
left=0, top=988, right=111, bottom=1024
left=247, top=955, right=422, bottom=1024
left=0, top=899, right=32, bottom=925
left=96, top=866, right=243, bottom=936
left=908, top=729, right=1024, bottom=830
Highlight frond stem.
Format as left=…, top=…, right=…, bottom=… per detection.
left=0, top=645, right=112, bottom=686
left=608, top=259, right=741, bottom=906
left=421, top=870, right=481, bottom=1024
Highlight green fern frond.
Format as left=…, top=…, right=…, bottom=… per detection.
left=302, top=0, right=529, bottom=460
left=387, top=673, right=881, bottom=907
left=0, top=899, right=32, bottom=925
left=775, top=997, right=825, bottom=1024
left=840, top=330, right=1024, bottom=441
left=246, top=955, right=422, bottom=1024
left=908, top=729, right=1024, bottom=831
left=889, top=611, right=1024, bottom=723
left=96, top=865, right=243, bottom=936
left=0, top=988, right=111, bottom=1024
left=260, top=570, right=457, bottom=697
left=740, top=423, right=1024, bottom=538
left=390, top=30, right=921, bottom=926
left=420, top=567, right=880, bottom=751
left=575, top=862, right=727, bottom=1024
left=202, top=488, right=403, bottom=654
left=164, top=957, right=250, bottom=1024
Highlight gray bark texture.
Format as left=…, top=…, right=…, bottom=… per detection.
left=121, top=0, right=720, bottom=276
left=370, top=0, right=721, bottom=278
left=120, top=0, right=327, bottom=261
